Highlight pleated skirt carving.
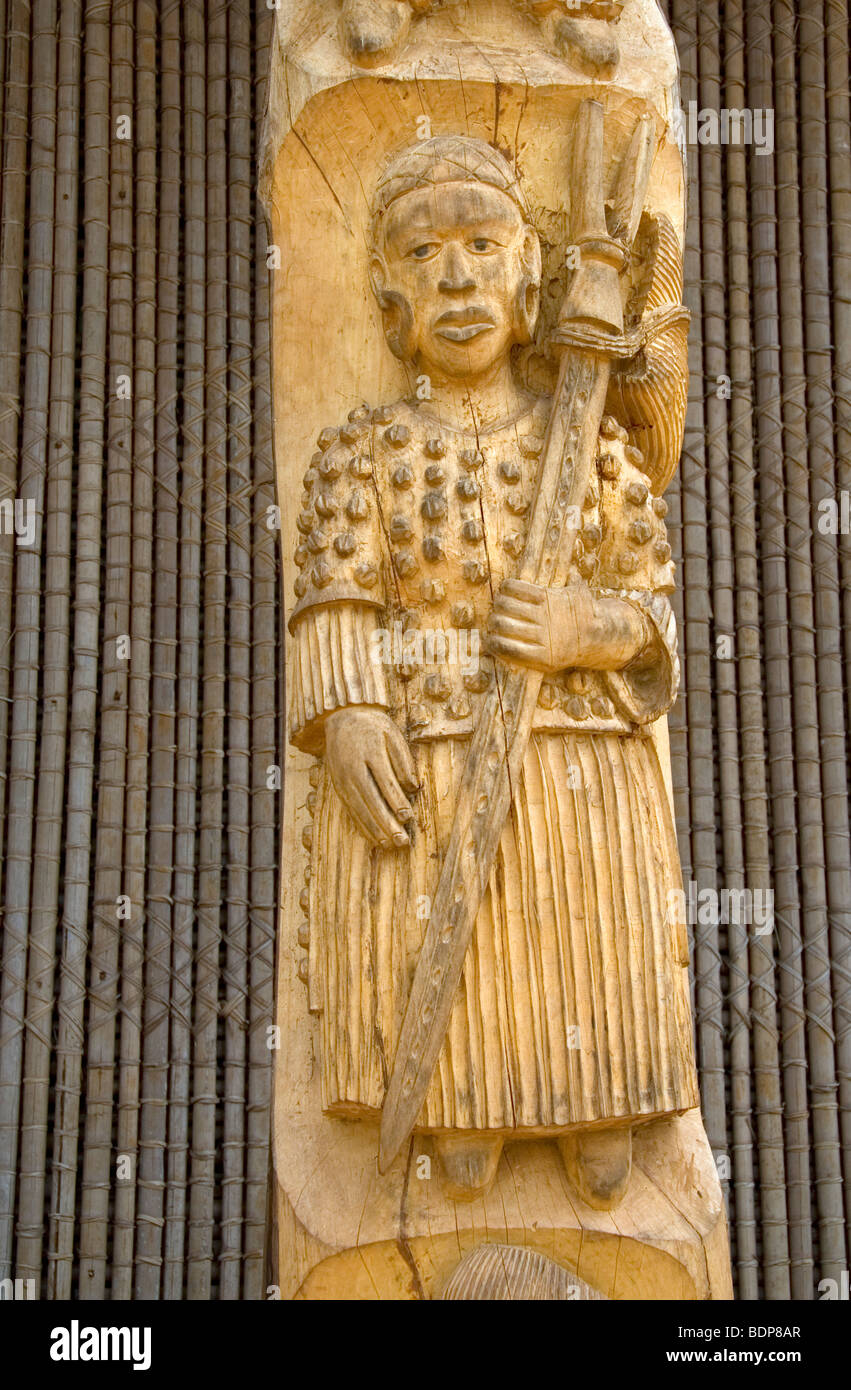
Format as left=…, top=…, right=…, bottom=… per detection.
left=307, top=731, right=699, bottom=1133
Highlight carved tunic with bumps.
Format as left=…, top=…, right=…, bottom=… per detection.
left=289, top=397, right=678, bottom=752
left=288, top=396, right=699, bottom=1134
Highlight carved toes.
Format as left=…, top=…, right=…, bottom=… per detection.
left=434, top=1133, right=504, bottom=1202
left=340, top=0, right=413, bottom=67
left=557, top=1124, right=633, bottom=1211
left=554, top=16, right=620, bottom=78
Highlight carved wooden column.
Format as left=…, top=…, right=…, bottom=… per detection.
left=260, top=0, right=733, bottom=1301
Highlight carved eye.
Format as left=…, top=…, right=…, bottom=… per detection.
left=412, top=243, right=436, bottom=260
left=470, top=237, right=492, bottom=253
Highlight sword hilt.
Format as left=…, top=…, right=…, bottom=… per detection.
left=560, top=101, right=656, bottom=338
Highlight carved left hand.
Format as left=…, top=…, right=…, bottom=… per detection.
left=485, top=578, right=650, bottom=675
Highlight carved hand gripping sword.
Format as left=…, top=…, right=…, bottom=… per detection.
left=379, top=100, right=658, bottom=1172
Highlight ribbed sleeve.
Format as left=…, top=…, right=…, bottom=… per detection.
left=600, top=589, right=680, bottom=725
left=289, top=603, right=389, bottom=753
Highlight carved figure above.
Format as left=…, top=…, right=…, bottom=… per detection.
left=340, top=0, right=630, bottom=74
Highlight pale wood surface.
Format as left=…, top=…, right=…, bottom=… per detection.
left=266, top=0, right=732, bottom=1299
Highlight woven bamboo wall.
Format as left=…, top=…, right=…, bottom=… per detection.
left=0, top=0, right=279, bottom=1299
left=661, top=0, right=851, bottom=1299
left=0, top=0, right=848, bottom=1300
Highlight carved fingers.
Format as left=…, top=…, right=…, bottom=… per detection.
left=324, top=706, right=419, bottom=850
left=486, top=579, right=649, bottom=674
left=485, top=578, right=559, bottom=673
left=384, top=718, right=420, bottom=796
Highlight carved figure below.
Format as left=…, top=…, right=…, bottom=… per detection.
left=340, top=0, right=628, bottom=72
left=289, top=131, right=696, bottom=1210
left=440, top=1243, right=608, bottom=1299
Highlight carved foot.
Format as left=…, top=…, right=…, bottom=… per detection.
left=434, top=1133, right=503, bottom=1202
left=557, top=1125, right=632, bottom=1211
left=340, top=0, right=413, bottom=67
left=553, top=17, right=620, bottom=77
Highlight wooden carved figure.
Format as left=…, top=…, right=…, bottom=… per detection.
left=289, top=123, right=696, bottom=1209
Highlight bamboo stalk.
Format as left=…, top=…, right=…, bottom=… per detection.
left=244, top=0, right=278, bottom=1302
left=0, top=0, right=7, bottom=148
left=773, top=0, right=831, bottom=1302
left=692, top=0, right=758, bottom=1299
left=109, top=0, right=157, bottom=1301
left=749, top=0, right=815, bottom=1301
left=135, top=0, right=181, bottom=1302
left=78, top=0, right=135, bottom=1298
left=825, top=0, right=851, bottom=719
left=0, top=0, right=57, bottom=1283
left=15, top=0, right=82, bottom=1287
left=162, top=0, right=206, bottom=1300
left=220, top=0, right=254, bottom=1300
left=772, top=0, right=846, bottom=1288
left=0, top=0, right=31, bottom=901
left=796, top=0, right=848, bottom=1284
left=46, top=0, right=111, bottom=1301
left=113, top=0, right=155, bottom=1299
left=186, top=0, right=228, bottom=1300
left=824, top=0, right=851, bottom=1248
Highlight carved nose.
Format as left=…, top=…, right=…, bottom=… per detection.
left=438, top=245, right=475, bottom=293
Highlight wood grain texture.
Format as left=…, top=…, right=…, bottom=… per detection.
left=266, top=0, right=730, bottom=1299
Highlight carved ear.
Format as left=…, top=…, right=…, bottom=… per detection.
left=369, top=251, right=417, bottom=360
left=368, top=249, right=388, bottom=305
left=514, top=225, right=542, bottom=346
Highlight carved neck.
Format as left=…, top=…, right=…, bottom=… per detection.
left=407, top=357, right=531, bottom=436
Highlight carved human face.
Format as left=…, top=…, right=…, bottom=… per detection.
left=373, top=181, right=539, bottom=381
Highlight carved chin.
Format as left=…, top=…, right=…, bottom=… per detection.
left=419, top=330, right=511, bottom=377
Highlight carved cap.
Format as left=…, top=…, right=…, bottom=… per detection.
left=371, top=135, right=531, bottom=232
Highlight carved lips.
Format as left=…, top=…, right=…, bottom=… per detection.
left=434, top=306, right=496, bottom=342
